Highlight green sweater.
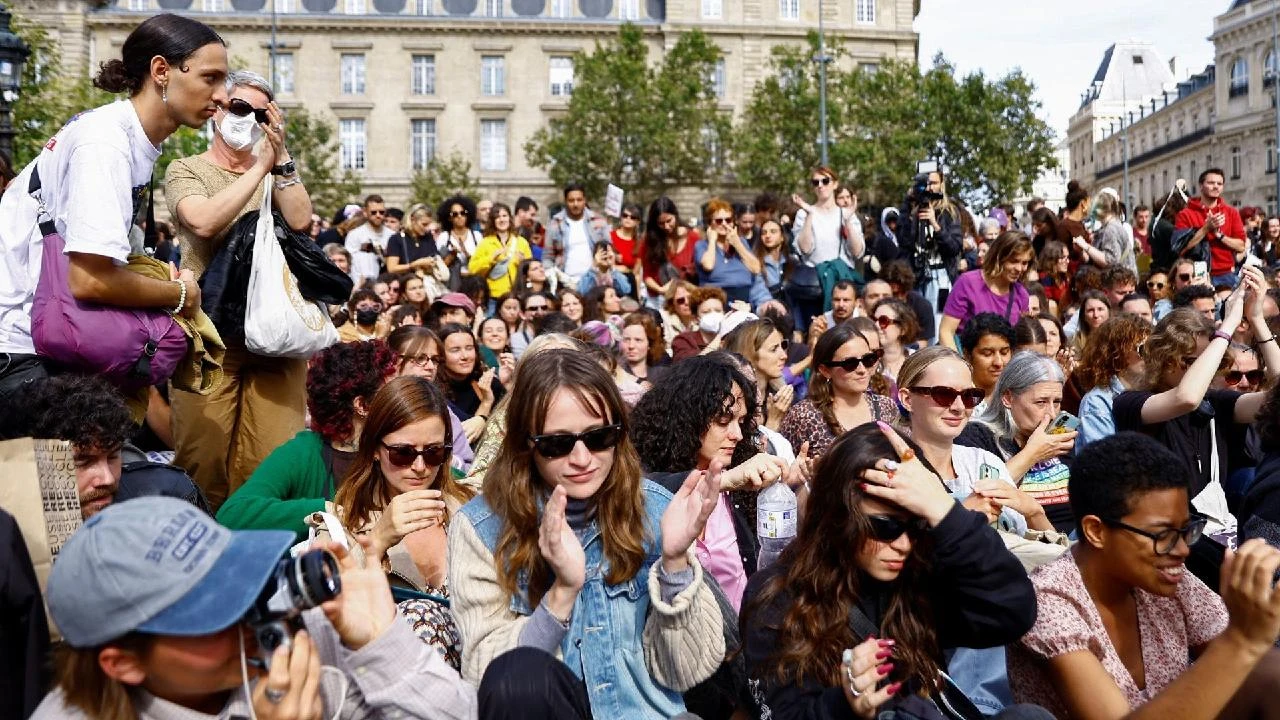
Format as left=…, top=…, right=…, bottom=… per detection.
left=217, top=430, right=333, bottom=541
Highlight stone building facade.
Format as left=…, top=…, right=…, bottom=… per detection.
left=19, top=0, right=920, bottom=213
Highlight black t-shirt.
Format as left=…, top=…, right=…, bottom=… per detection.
left=386, top=232, right=440, bottom=264
left=955, top=422, right=1076, bottom=532
left=1112, top=389, right=1242, bottom=499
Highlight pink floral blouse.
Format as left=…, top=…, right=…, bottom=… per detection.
left=1008, top=552, right=1227, bottom=717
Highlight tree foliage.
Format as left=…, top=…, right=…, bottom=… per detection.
left=524, top=24, right=729, bottom=205
left=735, top=36, right=1058, bottom=208
left=284, top=107, right=362, bottom=219
left=408, top=151, right=478, bottom=211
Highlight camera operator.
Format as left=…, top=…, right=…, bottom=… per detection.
left=898, top=169, right=964, bottom=340
left=32, top=496, right=477, bottom=720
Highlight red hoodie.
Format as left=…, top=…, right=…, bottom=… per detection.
left=1175, top=197, right=1245, bottom=277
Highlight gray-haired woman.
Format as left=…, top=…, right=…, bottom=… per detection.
left=165, top=68, right=316, bottom=510
left=955, top=350, right=1078, bottom=532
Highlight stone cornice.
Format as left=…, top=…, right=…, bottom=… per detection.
left=88, top=12, right=664, bottom=38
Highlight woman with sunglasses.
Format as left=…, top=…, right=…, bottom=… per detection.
left=939, top=231, right=1034, bottom=353
left=436, top=194, right=481, bottom=290
left=724, top=318, right=793, bottom=431
left=1010, top=432, right=1280, bottom=720
left=661, top=280, right=698, bottom=346
left=388, top=325, right=474, bottom=471
left=1075, top=314, right=1152, bottom=452
left=332, top=375, right=476, bottom=668
left=1113, top=269, right=1280, bottom=576
left=449, top=349, right=725, bottom=718
left=789, top=167, right=865, bottom=331
left=216, top=340, right=397, bottom=540
left=872, top=298, right=920, bottom=395
left=742, top=422, right=1044, bottom=720
left=781, top=323, right=901, bottom=461
left=612, top=203, right=645, bottom=296
left=1144, top=267, right=1172, bottom=304
left=698, top=198, right=763, bottom=305
left=437, top=324, right=503, bottom=444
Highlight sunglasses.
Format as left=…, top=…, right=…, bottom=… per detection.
left=810, top=177, right=832, bottom=187
left=1180, top=354, right=1232, bottom=370
left=382, top=442, right=449, bottom=467
left=621, top=213, right=637, bottom=220
left=674, top=297, right=689, bottom=305
left=525, top=304, right=549, bottom=313
left=909, top=385, right=986, bottom=409
left=875, top=315, right=900, bottom=329
left=825, top=350, right=883, bottom=372
left=529, top=423, right=624, bottom=459
left=1178, top=273, right=1192, bottom=282
left=226, top=97, right=270, bottom=124
left=1147, top=281, right=1166, bottom=290
left=1225, top=369, right=1266, bottom=386
left=450, top=210, right=469, bottom=218
left=367, top=209, right=386, bottom=216
left=866, top=514, right=928, bottom=543
left=712, top=217, right=733, bottom=225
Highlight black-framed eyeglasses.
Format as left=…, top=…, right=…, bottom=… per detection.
left=403, top=354, right=443, bottom=370
left=1101, top=514, right=1208, bottom=555
left=530, top=424, right=624, bottom=459
left=825, top=350, right=883, bottom=372
left=909, top=385, right=986, bottom=409
left=810, top=177, right=832, bottom=187
left=226, top=97, right=269, bottom=124
left=382, top=442, right=449, bottom=468
left=1225, top=369, right=1266, bottom=386
left=866, top=514, right=929, bottom=543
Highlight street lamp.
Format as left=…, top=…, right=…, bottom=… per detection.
left=0, top=1, right=30, bottom=163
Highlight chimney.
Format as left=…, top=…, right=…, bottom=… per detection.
left=1169, top=56, right=1179, bottom=79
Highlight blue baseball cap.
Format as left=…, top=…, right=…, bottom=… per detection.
left=47, top=496, right=294, bottom=648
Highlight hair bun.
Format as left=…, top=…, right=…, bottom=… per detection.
left=1067, top=180, right=1082, bottom=193
left=92, top=59, right=141, bottom=94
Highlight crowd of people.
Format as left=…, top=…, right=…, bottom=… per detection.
left=8, top=11, right=1280, bottom=720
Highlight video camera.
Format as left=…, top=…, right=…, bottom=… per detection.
left=905, top=160, right=943, bottom=256
left=244, top=548, right=341, bottom=670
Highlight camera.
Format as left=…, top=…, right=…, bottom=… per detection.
left=244, top=549, right=342, bottom=670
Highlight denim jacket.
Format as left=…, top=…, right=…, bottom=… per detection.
left=455, top=480, right=722, bottom=718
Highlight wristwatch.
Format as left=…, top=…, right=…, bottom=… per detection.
left=271, top=161, right=297, bottom=176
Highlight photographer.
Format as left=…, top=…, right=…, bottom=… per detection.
left=898, top=169, right=964, bottom=335
left=33, top=496, right=477, bottom=720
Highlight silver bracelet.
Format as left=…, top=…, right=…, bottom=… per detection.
left=275, top=174, right=302, bottom=190
left=171, top=279, right=186, bottom=315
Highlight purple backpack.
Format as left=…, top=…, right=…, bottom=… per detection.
left=27, top=166, right=186, bottom=391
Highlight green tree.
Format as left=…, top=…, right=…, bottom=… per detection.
left=525, top=24, right=728, bottom=204
left=155, top=126, right=210, bottom=184
left=284, top=107, right=362, bottom=219
left=408, top=151, right=478, bottom=211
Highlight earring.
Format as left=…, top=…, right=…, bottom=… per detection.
left=160, top=82, right=168, bottom=104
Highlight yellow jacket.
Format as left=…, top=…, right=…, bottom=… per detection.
left=468, top=234, right=531, bottom=298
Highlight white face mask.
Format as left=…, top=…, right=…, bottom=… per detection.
left=218, top=112, right=264, bottom=151
left=699, top=311, right=724, bottom=334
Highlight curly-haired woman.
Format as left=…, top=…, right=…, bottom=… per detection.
left=620, top=311, right=669, bottom=386
left=436, top=194, right=481, bottom=290
left=1074, top=314, right=1152, bottom=451
left=448, top=349, right=725, bottom=717
left=671, top=286, right=728, bottom=361
left=741, top=422, right=1041, bottom=720
left=332, top=375, right=476, bottom=669
left=217, top=339, right=397, bottom=540
left=780, top=323, right=901, bottom=461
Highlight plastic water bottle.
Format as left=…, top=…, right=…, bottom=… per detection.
left=756, top=481, right=798, bottom=570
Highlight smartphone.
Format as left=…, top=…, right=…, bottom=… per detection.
left=1193, top=261, right=1209, bottom=282
left=978, top=463, right=1001, bottom=482
left=1046, top=411, right=1081, bottom=435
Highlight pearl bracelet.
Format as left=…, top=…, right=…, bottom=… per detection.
left=171, top=279, right=187, bottom=315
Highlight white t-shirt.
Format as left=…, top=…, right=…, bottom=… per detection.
left=793, top=205, right=861, bottom=266
left=344, top=222, right=395, bottom=254
left=0, top=100, right=161, bottom=354
left=563, top=216, right=592, bottom=278
left=947, top=444, right=1029, bottom=536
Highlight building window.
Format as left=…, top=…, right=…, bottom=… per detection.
left=1232, top=146, right=1242, bottom=179
left=127, top=0, right=148, bottom=10
left=484, top=0, right=503, bottom=16
left=202, top=0, right=225, bottom=10
left=272, top=53, right=295, bottom=95
left=339, top=119, right=366, bottom=171
left=340, top=54, right=366, bottom=95
left=855, top=0, right=874, bottom=23
left=1230, top=57, right=1249, bottom=98
left=702, top=0, right=722, bottom=19
left=549, top=57, right=574, bottom=97
left=1269, top=140, right=1277, bottom=174
left=702, top=126, right=723, bottom=172
left=1193, top=114, right=1200, bottom=132
left=1138, top=178, right=1144, bottom=201
left=412, top=55, right=436, bottom=95
left=411, top=119, right=437, bottom=171
left=1268, top=51, right=1278, bottom=88
left=274, top=0, right=296, bottom=10
left=620, top=0, right=639, bottom=19
left=550, top=0, right=571, bottom=17
left=710, top=58, right=727, bottom=99
left=779, top=0, right=798, bottom=20
left=413, top=0, right=431, bottom=12
left=861, top=62, right=879, bottom=74
left=481, top=56, right=505, bottom=96
left=481, top=119, right=507, bottom=171
left=346, top=0, right=366, bottom=12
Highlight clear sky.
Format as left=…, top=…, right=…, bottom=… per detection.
left=915, top=0, right=1227, bottom=140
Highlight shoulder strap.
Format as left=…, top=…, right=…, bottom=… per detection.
left=27, top=165, right=57, bottom=237
left=1004, top=285, right=1016, bottom=321
left=847, top=602, right=879, bottom=641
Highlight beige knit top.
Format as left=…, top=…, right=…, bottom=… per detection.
left=164, top=154, right=265, bottom=278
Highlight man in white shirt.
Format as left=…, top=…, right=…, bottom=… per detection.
left=344, top=194, right=395, bottom=287
left=545, top=182, right=607, bottom=284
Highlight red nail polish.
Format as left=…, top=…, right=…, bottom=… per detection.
left=875, top=649, right=892, bottom=660
left=887, top=682, right=903, bottom=695
left=878, top=638, right=896, bottom=646
left=877, top=663, right=894, bottom=675
left=860, top=483, right=869, bottom=490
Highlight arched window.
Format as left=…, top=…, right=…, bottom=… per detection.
left=1230, top=57, right=1249, bottom=97
left=1266, top=50, right=1277, bottom=87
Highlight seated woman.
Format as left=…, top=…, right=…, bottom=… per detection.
left=723, top=318, right=794, bottom=431
left=448, top=349, right=726, bottom=718
left=671, top=286, right=728, bottom=361
left=1075, top=314, right=1151, bottom=451
left=741, top=422, right=1045, bottom=720
left=332, top=375, right=476, bottom=669
left=872, top=297, right=920, bottom=396
left=436, top=323, right=504, bottom=442
left=388, top=325, right=474, bottom=473
left=1010, top=432, right=1280, bottom=720
left=631, top=356, right=791, bottom=611
left=780, top=323, right=901, bottom=461
left=960, top=312, right=1015, bottom=410
left=577, top=240, right=633, bottom=296
left=620, top=311, right=670, bottom=387
left=216, top=340, right=397, bottom=540
left=957, top=351, right=1078, bottom=533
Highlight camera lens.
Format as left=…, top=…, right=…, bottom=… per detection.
left=287, top=549, right=341, bottom=609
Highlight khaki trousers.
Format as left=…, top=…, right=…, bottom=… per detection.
left=171, top=341, right=307, bottom=511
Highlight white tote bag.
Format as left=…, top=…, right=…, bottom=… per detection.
left=244, top=179, right=341, bottom=358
